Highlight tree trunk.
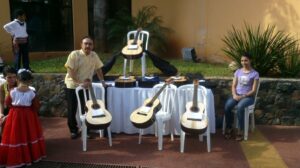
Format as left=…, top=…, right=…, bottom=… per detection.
left=93, top=0, right=107, bottom=52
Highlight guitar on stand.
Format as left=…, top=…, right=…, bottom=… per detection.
left=168, top=74, right=189, bottom=87
left=130, top=79, right=173, bottom=128
left=180, top=79, right=208, bottom=134
left=85, top=84, right=112, bottom=129
left=121, top=28, right=143, bottom=59
left=115, top=58, right=137, bottom=88
left=116, top=28, right=145, bottom=87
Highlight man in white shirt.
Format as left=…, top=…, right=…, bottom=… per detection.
left=3, top=9, right=32, bottom=71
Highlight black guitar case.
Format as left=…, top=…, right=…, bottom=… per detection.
left=145, top=50, right=178, bottom=76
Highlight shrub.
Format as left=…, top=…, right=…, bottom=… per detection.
left=222, top=23, right=300, bottom=77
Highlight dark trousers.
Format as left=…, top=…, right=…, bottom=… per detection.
left=66, top=88, right=78, bottom=134
left=65, top=88, right=88, bottom=134
left=14, top=42, right=30, bottom=70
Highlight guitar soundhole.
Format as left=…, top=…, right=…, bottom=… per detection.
left=146, top=103, right=153, bottom=107
left=190, top=107, right=199, bottom=112
left=92, top=104, right=100, bottom=109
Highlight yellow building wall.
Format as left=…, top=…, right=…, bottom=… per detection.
left=132, top=0, right=300, bottom=63
left=0, top=0, right=13, bottom=61
left=72, top=0, right=89, bottom=50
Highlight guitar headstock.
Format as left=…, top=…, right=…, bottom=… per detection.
left=137, top=27, right=142, bottom=32
left=165, top=78, right=174, bottom=85
left=193, top=79, right=199, bottom=85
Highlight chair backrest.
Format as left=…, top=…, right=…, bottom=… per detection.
left=127, top=30, right=150, bottom=50
left=152, top=83, right=177, bottom=113
left=253, top=80, right=260, bottom=106
left=176, top=84, right=208, bottom=116
left=75, top=83, right=105, bottom=116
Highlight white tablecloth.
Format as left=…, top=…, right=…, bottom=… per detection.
left=105, top=85, right=216, bottom=134
left=107, top=87, right=154, bottom=134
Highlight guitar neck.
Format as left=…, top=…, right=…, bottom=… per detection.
left=148, top=83, right=168, bottom=105
left=191, top=80, right=199, bottom=112
left=88, top=85, right=98, bottom=105
left=132, top=30, right=141, bottom=45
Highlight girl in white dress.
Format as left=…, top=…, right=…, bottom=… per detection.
left=0, top=69, right=46, bottom=167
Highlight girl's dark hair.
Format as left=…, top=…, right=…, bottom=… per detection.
left=242, top=52, right=252, bottom=59
left=3, top=66, right=17, bottom=77
left=17, top=70, right=33, bottom=82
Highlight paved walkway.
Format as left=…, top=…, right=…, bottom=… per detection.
left=35, top=117, right=299, bottom=168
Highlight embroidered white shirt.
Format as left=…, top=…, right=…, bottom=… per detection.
left=10, top=88, right=35, bottom=106
left=3, top=19, right=28, bottom=39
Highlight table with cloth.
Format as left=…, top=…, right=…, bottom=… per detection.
left=104, top=84, right=216, bottom=135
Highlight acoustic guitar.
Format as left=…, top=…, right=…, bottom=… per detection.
left=130, top=79, right=173, bottom=128
left=115, top=75, right=136, bottom=88
left=168, top=75, right=188, bottom=87
left=180, top=79, right=208, bottom=134
left=121, top=28, right=143, bottom=59
left=85, top=84, right=112, bottom=129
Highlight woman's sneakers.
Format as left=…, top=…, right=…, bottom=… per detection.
left=224, top=128, right=233, bottom=139
left=235, top=129, right=243, bottom=141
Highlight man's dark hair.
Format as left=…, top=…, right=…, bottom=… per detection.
left=81, top=36, right=94, bottom=42
left=3, top=66, right=17, bottom=77
left=15, top=9, right=25, bottom=18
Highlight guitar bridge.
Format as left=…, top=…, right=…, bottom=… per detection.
left=92, top=114, right=105, bottom=118
left=187, top=118, right=202, bottom=121
left=137, top=112, right=147, bottom=116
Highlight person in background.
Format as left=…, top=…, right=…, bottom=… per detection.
left=0, top=69, right=46, bottom=167
left=0, top=66, right=17, bottom=127
left=3, top=9, right=33, bottom=71
left=64, top=36, right=106, bottom=139
left=224, top=52, right=259, bottom=141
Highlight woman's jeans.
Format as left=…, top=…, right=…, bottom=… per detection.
left=224, top=96, right=254, bottom=130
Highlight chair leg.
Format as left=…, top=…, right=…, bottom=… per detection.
left=222, top=116, right=226, bottom=134
left=207, top=131, right=211, bottom=153
left=180, top=130, right=185, bottom=153
left=251, top=112, right=255, bottom=132
left=82, top=123, right=87, bottom=152
left=170, top=132, right=174, bottom=142
left=107, top=127, right=112, bottom=147
left=244, top=111, right=249, bottom=141
left=100, top=130, right=104, bottom=138
left=199, top=134, right=204, bottom=142
left=138, top=129, right=143, bottom=144
left=157, top=120, right=163, bottom=151
left=154, top=122, right=158, bottom=137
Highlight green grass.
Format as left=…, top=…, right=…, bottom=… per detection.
left=29, top=53, right=232, bottom=77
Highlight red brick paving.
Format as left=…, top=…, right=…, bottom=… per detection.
left=39, top=117, right=300, bottom=168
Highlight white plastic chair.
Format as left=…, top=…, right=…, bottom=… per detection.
left=222, top=81, right=260, bottom=140
left=75, top=83, right=112, bottom=151
left=177, top=84, right=211, bottom=153
left=123, top=30, right=149, bottom=77
left=138, top=83, right=177, bottom=150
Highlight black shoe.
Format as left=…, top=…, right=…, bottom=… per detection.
left=87, top=134, right=96, bottom=139
left=70, top=132, right=79, bottom=139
